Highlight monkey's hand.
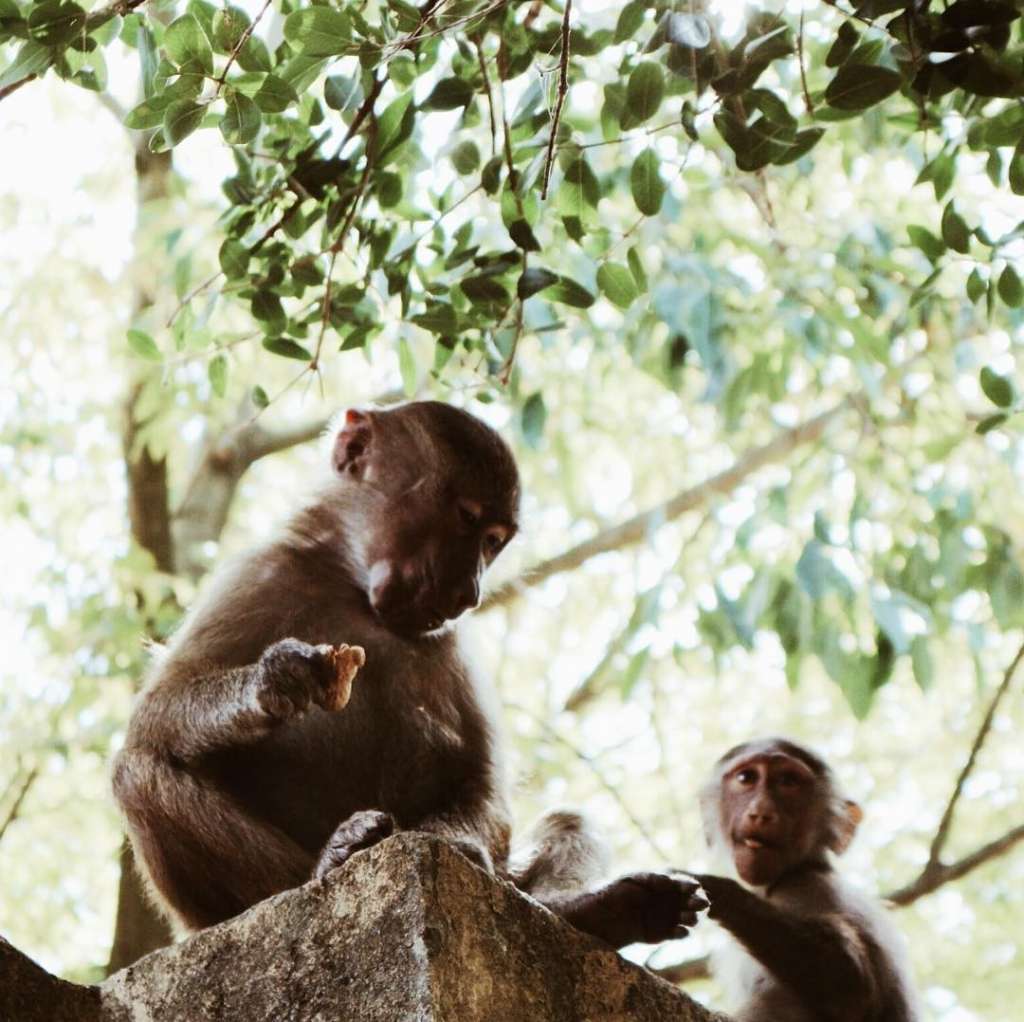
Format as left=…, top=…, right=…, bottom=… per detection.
left=562, top=871, right=709, bottom=949
left=254, top=638, right=366, bottom=720
left=315, top=809, right=396, bottom=878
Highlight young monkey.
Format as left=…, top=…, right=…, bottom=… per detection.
left=690, top=737, right=920, bottom=1022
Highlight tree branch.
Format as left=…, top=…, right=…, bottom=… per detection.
left=926, top=638, right=1024, bottom=870
left=481, top=399, right=852, bottom=612
left=887, top=822, right=1024, bottom=907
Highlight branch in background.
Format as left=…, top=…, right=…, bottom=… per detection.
left=214, top=0, right=273, bottom=94
left=887, top=822, right=1024, bottom=906
left=482, top=399, right=852, bottom=612
left=0, top=767, right=40, bottom=846
left=925, top=638, right=1024, bottom=871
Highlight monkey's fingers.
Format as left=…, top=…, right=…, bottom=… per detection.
left=322, top=644, right=367, bottom=711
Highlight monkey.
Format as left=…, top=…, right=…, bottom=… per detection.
left=686, top=737, right=921, bottom=1022
left=112, top=400, right=704, bottom=948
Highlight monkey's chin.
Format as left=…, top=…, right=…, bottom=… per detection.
left=374, top=606, right=454, bottom=640
left=733, top=846, right=784, bottom=888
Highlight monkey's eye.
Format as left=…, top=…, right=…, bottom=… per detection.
left=483, top=526, right=510, bottom=556
left=457, top=498, right=483, bottom=527
left=736, top=769, right=757, bottom=785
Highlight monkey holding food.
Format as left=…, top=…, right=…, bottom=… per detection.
left=113, top=401, right=703, bottom=947
left=687, top=737, right=920, bottom=1021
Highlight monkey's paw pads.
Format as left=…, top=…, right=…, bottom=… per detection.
left=318, top=643, right=366, bottom=711
left=315, top=809, right=395, bottom=878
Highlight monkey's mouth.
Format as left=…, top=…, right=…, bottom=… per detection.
left=737, top=835, right=779, bottom=851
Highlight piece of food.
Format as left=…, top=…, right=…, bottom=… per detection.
left=323, top=644, right=366, bottom=710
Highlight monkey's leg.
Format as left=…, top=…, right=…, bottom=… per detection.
left=512, top=810, right=706, bottom=948
left=114, top=749, right=313, bottom=931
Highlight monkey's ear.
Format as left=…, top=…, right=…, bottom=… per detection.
left=831, top=799, right=864, bottom=855
left=333, top=409, right=373, bottom=479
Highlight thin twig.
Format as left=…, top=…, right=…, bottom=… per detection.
left=0, top=74, right=37, bottom=102
left=475, top=38, right=498, bottom=156
left=333, top=74, right=385, bottom=159
left=540, top=0, right=572, bottom=200
left=0, top=767, right=39, bottom=845
left=925, top=638, right=1024, bottom=871
left=215, top=0, right=273, bottom=95
left=797, top=11, right=814, bottom=115
left=504, top=702, right=672, bottom=861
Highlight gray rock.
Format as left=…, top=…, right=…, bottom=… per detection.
left=5, top=835, right=727, bottom=1022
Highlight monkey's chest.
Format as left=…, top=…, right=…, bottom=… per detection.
left=218, top=667, right=485, bottom=852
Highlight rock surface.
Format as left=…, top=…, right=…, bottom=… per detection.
left=4, top=834, right=726, bottom=1022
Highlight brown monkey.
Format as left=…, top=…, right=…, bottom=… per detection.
left=113, top=401, right=702, bottom=946
left=690, top=737, right=920, bottom=1022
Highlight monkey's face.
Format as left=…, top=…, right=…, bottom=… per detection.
left=333, top=402, right=520, bottom=638
left=363, top=494, right=515, bottom=636
left=718, top=745, right=821, bottom=887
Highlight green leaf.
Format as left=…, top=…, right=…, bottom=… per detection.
left=254, top=74, right=297, bottom=114
left=627, top=246, right=648, bottom=293
left=252, top=293, right=286, bottom=328
left=27, top=0, right=85, bottom=47
left=0, top=40, right=52, bottom=91
left=940, top=202, right=971, bottom=254
left=398, top=338, right=418, bottom=396
left=251, top=384, right=270, bottom=409
left=825, top=21, right=858, bottom=67
left=423, top=76, right=473, bottom=111
left=630, top=148, right=665, bottom=216
left=976, top=412, right=1008, bottom=434
left=212, top=5, right=250, bottom=53
left=451, top=140, right=480, bottom=175
left=517, top=267, right=558, bottom=299
left=597, top=263, right=639, bottom=310
left=1010, top=140, right=1024, bottom=196
left=163, top=100, right=206, bottom=146
left=238, top=34, right=271, bottom=72
left=997, top=264, right=1023, bottom=307
left=208, top=354, right=228, bottom=397
left=545, top=276, right=595, bottom=308
left=521, top=393, right=547, bottom=449
left=966, top=267, right=986, bottom=304
left=824, top=64, right=900, bottom=111
left=219, top=238, right=249, bottom=279
left=127, top=329, right=160, bottom=361
left=262, top=337, right=310, bottom=360
left=907, top=225, right=946, bottom=263
left=980, top=366, right=1015, bottom=407
left=773, top=127, right=825, bottom=165
left=125, top=96, right=168, bottom=130
left=220, top=91, right=261, bottom=144
left=509, top=219, right=541, bottom=252
left=411, top=304, right=457, bottom=334
left=324, top=74, right=360, bottom=111
left=460, top=275, right=508, bottom=306
left=910, top=636, right=933, bottom=692
left=377, top=92, right=413, bottom=152
left=164, top=14, right=213, bottom=74
left=614, top=0, right=645, bottom=43
left=625, top=61, right=665, bottom=126
left=283, top=8, right=350, bottom=57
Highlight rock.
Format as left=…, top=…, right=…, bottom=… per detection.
left=5, top=835, right=727, bottom=1022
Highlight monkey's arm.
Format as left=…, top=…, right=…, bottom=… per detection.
left=133, top=640, right=363, bottom=762
left=696, top=873, right=877, bottom=1019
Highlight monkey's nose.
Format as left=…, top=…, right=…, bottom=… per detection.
left=445, top=578, right=480, bottom=618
